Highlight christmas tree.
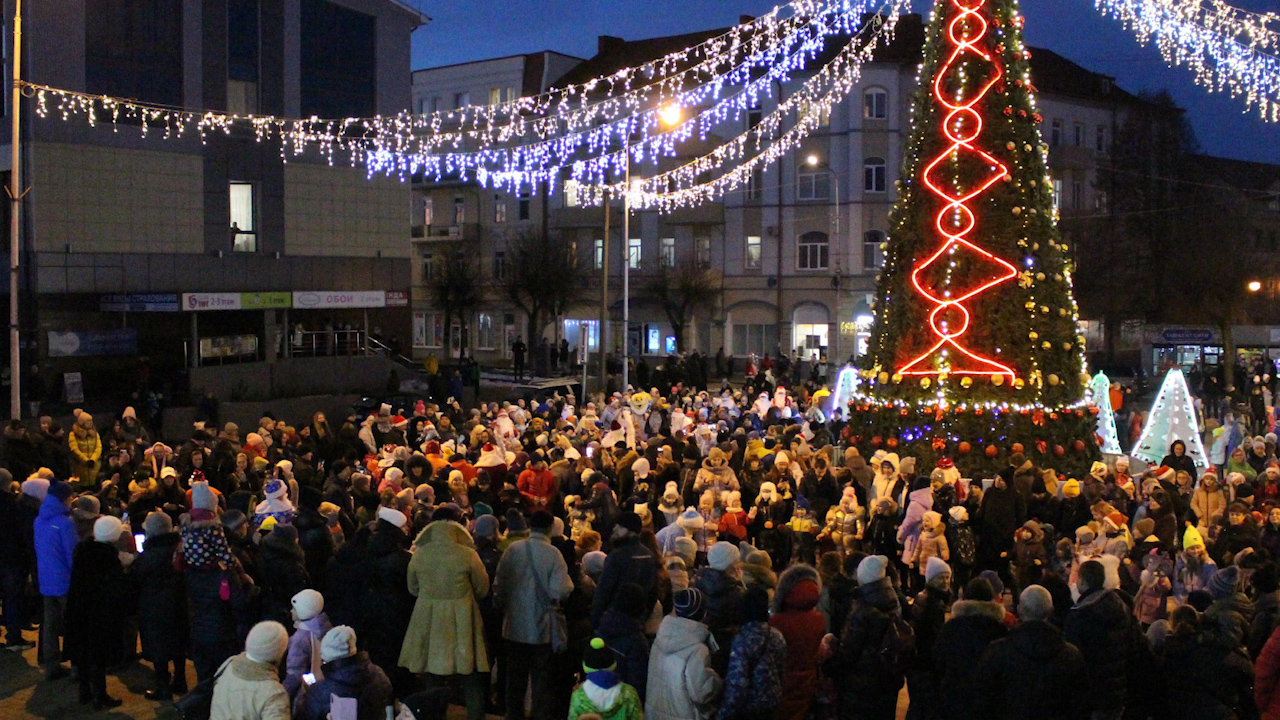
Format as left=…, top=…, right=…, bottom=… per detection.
left=1131, top=369, right=1209, bottom=473
left=1090, top=371, right=1123, bottom=455
left=845, top=0, right=1099, bottom=476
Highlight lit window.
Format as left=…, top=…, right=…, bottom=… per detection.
left=863, top=88, right=887, bottom=119
left=422, top=197, right=433, bottom=227
left=797, top=172, right=829, bottom=201
left=453, top=196, right=465, bottom=225
left=489, top=87, right=501, bottom=105
left=863, top=230, right=885, bottom=270
left=696, top=235, right=711, bottom=267
left=229, top=181, right=256, bottom=252
left=864, top=157, right=886, bottom=193
left=1052, top=178, right=1062, bottom=211
left=661, top=237, right=676, bottom=267
left=593, top=239, right=604, bottom=270
left=476, top=313, right=496, bottom=350
left=798, top=231, right=829, bottom=270
left=493, top=195, right=506, bottom=224
left=564, top=179, right=581, bottom=208
left=628, top=238, right=642, bottom=269
left=745, top=236, right=762, bottom=270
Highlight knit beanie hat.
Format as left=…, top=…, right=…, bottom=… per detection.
left=583, top=551, right=607, bottom=577
left=221, top=509, right=248, bottom=532
left=20, top=477, right=49, bottom=500
left=377, top=505, right=407, bottom=529
left=677, top=508, right=705, bottom=531
left=948, top=505, right=968, bottom=523
left=673, top=588, right=707, bottom=621
left=1184, top=523, right=1206, bottom=550
left=708, top=541, right=741, bottom=571
left=615, top=511, right=643, bottom=535
left=473, top=514, right=500, bottom=540
left=1061, top=479, right=1080, bottom=498
left=979, top=569, right=1005, bottom=598
left=143, top=511, right=173, bottom=539
left=264, top=479, right=287, bottom=500
left=631, top=458, right=650, bottom=478
left=506, top=508, right=528, bottom=533
left=320, top=625, right=357, bottom=662
left=245, top=621, right=290, bottom=664
left=48, top=481, right=74, bottom=503
left=925, top=556, right=952, bottom=585
left=673, top=536, right=698, bottom=565
left=73, top=495, right=101, bottom=519
left=191, top=481, right=217, bottom=512
left=1134, top=517, right=1155, bottom=540
left=291, top=589, right=324, bottom=621
left=93, top=515, right=123, bottom=544
left=856, top=554, right=888, bottom=585
left=582, top=637, right=617, bottom=673
left=1209, top=566, right=1240, bottom=600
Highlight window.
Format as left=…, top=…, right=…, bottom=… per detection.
left=1095, top=189, right=1109, bottom=213
left=864, top=88, right=888, bottom=119
left=863, top=230, right=886, bottom=270
left=745, top=236, right=762, bottom=270
left=1095, top=125, right=1107, bottom=153
left=453, top=196, right=465, bottom=225
left=864, top=157, right=887, bottom=192
left=300, top=0, right=375, bottom=118
left=1050, top=119, right=1062, bottom=147
left=1073, top=122, right=1083, bottom=147
left=799, top=99, right=830, bottom=127
left=797, top=171, right=830, bottom=200
left=85, top=0, right=184, bottom=107
left=695, top=234, right=711, bottom=267
left=454, top=92, right=471, bottom=109
left=518, top=191, right=532, bottom=221
left=431, top=96, right=442, bottom=113
left=563, top=319, right=599, bottom=351
left=733, top=324, right=778, bottom=356
left=563, top=179, right=582, bottom=208
left=493, top=195, right=507, bottom=224
left=593, top=239, right=604, bottom=270
left=628, top=238, right=642, bottom=269
left=229, top=182, right=257, bottom=252
left=476, top=312, right=496, bottom=350
left=493, top=251, right=506, bottom=280
left=227, top=0, right=259, bottom=113
left=798, top=231, right=829, bottom=270
left=746, top=103, right=763, bottom=130
left=421, top=252, right=434, bottom=282
left=568, top=239, right=579, bottom=269
left=1052, top=178, right=1062, bottom=211
left=422, top=197, right=434, bottom=227
left=661, top=237, right=676, bottom=267
left=746, top=169, right=763, bottom=202
left=489, top=88, right=501, bottom=105
left=424, top=312, right=444, bottom=347
left=1071, top=181, right=1082, bottom=210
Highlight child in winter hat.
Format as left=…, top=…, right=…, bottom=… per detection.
left=284, top=589, right=332, bottom=700
left=567, top=638, right=644, bottom=720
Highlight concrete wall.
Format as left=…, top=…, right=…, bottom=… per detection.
left=283, top=164, right=411, bottom=258
left=189, top=355, right=402, bottom=400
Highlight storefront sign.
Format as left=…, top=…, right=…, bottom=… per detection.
left=385, top=291, right=409, bottom=308
left=292, top=290, right=386, bottom=309
left=99, top=293, right=179, bottom=312
left=183, top=293, right=242, bottom=311
left=241, top=292, right=292, bottom=310
left=47, top=329, right=139, bottom=358
left=63, top=372, right=84, bottom=404
left=1160, top=328, right=1214, bottom=343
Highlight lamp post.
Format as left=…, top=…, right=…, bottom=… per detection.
left=806, top=154, right=840, bottom=362
left=621, top=103, right=681, bottom=393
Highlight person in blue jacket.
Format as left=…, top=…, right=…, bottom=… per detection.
left=33, top=480, right=78, bottom=680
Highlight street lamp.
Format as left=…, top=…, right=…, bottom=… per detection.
left=621, top=103, right=681, bottom=393
left=1249, top=280, right=1263, bottom=293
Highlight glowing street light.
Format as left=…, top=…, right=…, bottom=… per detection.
left=1249, top=280, right=1262, bottom=293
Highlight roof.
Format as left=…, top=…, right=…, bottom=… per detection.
left=381, top=0, right=430, bottom=27
left=1186, top=154, right=1280, bottom=194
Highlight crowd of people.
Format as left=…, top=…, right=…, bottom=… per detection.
left=3, top=377, right=1280, bottom=720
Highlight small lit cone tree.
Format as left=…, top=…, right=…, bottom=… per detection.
left=1131, top=369, right=1209, bottom=473
left=846, top=0, right=1099, bottom=476
left=1090, top=371, right=1123, bottom=455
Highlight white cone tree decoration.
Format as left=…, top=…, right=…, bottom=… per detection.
left=1090, top=371, right=1123, bottom=455
left=1131, top=369, right=1209, bottom=473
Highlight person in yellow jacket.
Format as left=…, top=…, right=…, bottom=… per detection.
left=68, top=409, right=102, bottom=489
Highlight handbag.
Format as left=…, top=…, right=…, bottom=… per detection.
left=523, top=541, right=568, bottom=654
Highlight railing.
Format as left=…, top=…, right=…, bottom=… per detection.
left=290, top=329, right=367, bottom=357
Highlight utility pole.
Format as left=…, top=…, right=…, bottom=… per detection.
left=9, top=0, right=22, bottom=420
left=598, top=188, right=610, bottom=394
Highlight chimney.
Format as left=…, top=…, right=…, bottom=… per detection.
left=598, top=35, right=625, bottom=56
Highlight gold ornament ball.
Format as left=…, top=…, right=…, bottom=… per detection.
left=1012, top=207, right=1022, bottom=215
left=1024, top=143, right=1033, bottom=151
left=1041, top=341, right=1052, bottom=350
left=1025, top=301, right=1036, bottom=311
left=877, top=371, right=889, bottom=384
left=1058, top=308, right=1068, bottom=316
left=892, top=373, right=904, bottom=384
left=960, top=376, right=973, bottom=388
left=992, top=375, right=1005, bottom=387
left=1031, top=242, right=1039, bottom=250
left=1063, top=342, right=1073, bottom=350
left=1013, top=378, right=1025, bottom=390
left=920, top=377, right=932, bottom=389
left=1079, top=372, right=1091, bottom=385
left=1036, top=272, right=1046, bottom=281
left=1006, top=141, right=1016, bottom=150
left=1039, top=305, right=1048, bottom=313
left=1029, top=208, right=1037, bottom=215
left=1048, top=374, right=1060, bottom=386
left=1028, top=331, right=1039, bottom=340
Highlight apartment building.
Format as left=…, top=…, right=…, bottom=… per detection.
left=409, top=14, right=1146, bottom=369
left=6, top=0, right=426, bottom=401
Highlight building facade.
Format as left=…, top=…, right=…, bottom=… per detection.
left=5, top=0, right=425, bottom=403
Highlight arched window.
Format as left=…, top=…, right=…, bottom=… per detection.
left=863, top=87, right=888, bottom=119
left=864, top=157, right=886, bottom=193
left=863, top=230, right=886, bottom=270
left=798, top=231, right=829, bottom=270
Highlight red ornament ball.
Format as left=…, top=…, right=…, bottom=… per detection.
left=1072, top=439, right=1086, bottom=453
left=900, top=408, right=910, bottom=417
left=886, top=437, right=899, bottom=449
left=1049, top=412, right=1059, bottom=421
left=985, top=445, right=999, bottom=458
left=871, top=436, right=883, bottom=448
left=958, top=441, right=972, bottom=454
left=1088, top=406, right=1100, bottom=415
left=1011, top=442, right=1025, bottom=455
left=1053, top=444, right=1065, bottom=457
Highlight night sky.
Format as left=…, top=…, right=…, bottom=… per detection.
left=409, top=0, right=1280, bottom=164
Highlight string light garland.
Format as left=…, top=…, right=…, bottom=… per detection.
left=1096, top=0, right=1280, bottom=121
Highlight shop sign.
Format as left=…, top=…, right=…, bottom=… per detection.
left=99, top=293, right=179, bottom=312
left=1160, top=328, right=1214, bottom=343
left=47, top=329, right=139, bottom=357
left=385, top=290, right=409, bottom=307
left=183, top=293, right=242, bottom=311
left=241, top=292, right=292, bottom=310
left=292, top=290, right=386, bottom=309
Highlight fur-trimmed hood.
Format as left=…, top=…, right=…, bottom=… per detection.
left=772, top=563, right=821, bottom=613
left=950, top=599, right=1006, bottom=622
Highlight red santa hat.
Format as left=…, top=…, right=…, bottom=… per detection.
left=936, top=458, right=955, bottom=470
left=1154, top=465, right=1176, bottom=482
left=476, top=443, right=506, bottom=469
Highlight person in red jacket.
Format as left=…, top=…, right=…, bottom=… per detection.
left=517, top=454, right=557, bottom=510
left=1257, top=623, right=1280, bottom=720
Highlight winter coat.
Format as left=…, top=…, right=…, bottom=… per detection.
left=1162, top=632, right=1255, bottom=720
left=284, top=613, right=332, bottom=699
left=398, top=520, right=489, bottom=675
left=977, top=486, right=1024, bottom=565
left=359, top=520, right=414, bottom=669
left=645, top=615, right=722, bottom=720
left=898, top=486, right=934, bottom=567
left=134, top=531, right=188, bottom=663
left=494, top=531, right=574, bottom=645
left=933, top=600, right=1007, bottom=720
left=1174, top=554, right=1219, bottom=603
left=64, top=539, right=130, bottom=665
left=824, top=577, right=907, bottom=718
left=693, top=567, right=746, bottom=661
left=33, top=493, right=78, bottom=596
left=974, top=620, right=1087, bottom=720
left=293, top=652, right=394, bottom=720
left=258, top=530, right=309, bottom=627
left=294, top=507, right=334, bottom=589
left=1064, top=588, right=1133, bottom=713
left=916, top=524, right=950, bottom=573
left=596, top=608, right=651, bottom=699
left=69, top=425, right=102, bottom=487
left=1252, top=592, right=1280, bottom=660
left=1257, top=624, right=1280, bottom=720
left=1192, top=486, right=1227, bottom=529
left=591, top=535, right=659, bottom=627
left=716, top=620, right=785, bottom=720
left=568, top=675, right=644, bottom=720
left=770, top=565, right=826, bottom=720
left=210, top=653, right=290, bottom=720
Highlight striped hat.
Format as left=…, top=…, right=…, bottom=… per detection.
left=673, top=588, right=707, bottom=621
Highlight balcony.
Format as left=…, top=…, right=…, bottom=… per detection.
left=415, top=223, right=481, bottom=242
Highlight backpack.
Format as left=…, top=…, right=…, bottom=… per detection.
left=878, top=612, right=916, bottom=675
left=952, top=522, right=976, bottom=566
